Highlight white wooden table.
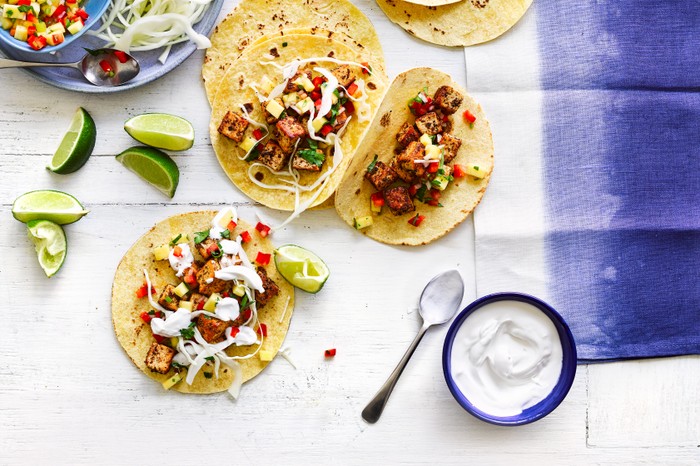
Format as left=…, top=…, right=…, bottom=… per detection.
left=1, top=1, right=698, bottom=464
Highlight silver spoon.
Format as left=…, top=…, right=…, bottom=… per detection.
left=0, top=48, right=139, bottom=86
left=362, top=269, right=465, bottom=424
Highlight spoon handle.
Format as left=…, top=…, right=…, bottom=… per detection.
left=362, top=322, right=431, bottom=424
left=0, top=58, right=78, bottom=69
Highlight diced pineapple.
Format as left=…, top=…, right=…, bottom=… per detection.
left=265, top=99, right=285, bottom=119
left=260, top=76, right=274, bottom=94
left=203, top=293, right=221, bottom=312
left=179, top=301, right=193, bottom=311
left=217, top=210, right=233, bottom=228
left=239, top=135, right=257, bottom=153
left=162, top=372, right=182, bottom=390
left=312, top=117, right=327, bottom=133
left=13, top=24, right=27, bottom=41
left=170, top=337, right=179, bottom=347
left=1, top=17, right=12, bottom=29
left=45, top=32, right=64, bottom=46
left=466, top=164, right=486, bottom=179
left=153, top=244, right=170, bottom=261
left=370, top=200, right=382, bottom=214
left=4, top=5, right=26, bottom=20
left=282, top=92, right=298, bottom=107
left=232, top=284, right=246, bottom=297
left=47, top=22, right=64, bottom=33
left=173, top=282, right=190, bottom=298
left=425, top=145, right=442, bottom=160
left=258, top=350, right=274, bottom=362
left=419, top=133, right=433, bottom=147
left=29, top=2, right=40, bottom=15
left=353, top=216, right=373, bottom=230
left=35, top=20, right=45, bottom=32
left=294, top=97, right=313, bottom=115
left=293, top=75, right=314, bottom=92
left=67, top=20, right=83, bottom=35
left=432, top=174, right=450, bottom=191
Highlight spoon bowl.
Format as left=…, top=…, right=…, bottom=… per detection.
left=361, top=270, right=465, bottom=424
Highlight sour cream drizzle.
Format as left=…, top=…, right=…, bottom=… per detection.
left=450, top=301, right=564, bottom=417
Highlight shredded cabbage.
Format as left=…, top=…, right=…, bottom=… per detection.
left=88, top=0, right=214, bottom=64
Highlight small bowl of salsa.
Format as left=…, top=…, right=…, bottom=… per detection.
left=0, top=0, right=109, bottom=53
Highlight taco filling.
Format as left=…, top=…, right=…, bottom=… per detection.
left=363, top=85, right=478, bottom=224
left=216, top=58, right=374, bottom=229
left=137, top=207, right=284, bottom=397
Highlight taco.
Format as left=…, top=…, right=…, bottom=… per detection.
left=376, top=0, right=533, bottom=47
left=203, top=0, right=386, bottom=105
left=335, top=68, right=494, bottom=246
left=111, top=208, right=294, bottom=396
left=209, top=34, right=386, bottom=226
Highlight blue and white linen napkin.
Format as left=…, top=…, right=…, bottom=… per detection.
left=465, top=0, right=700, bottom=361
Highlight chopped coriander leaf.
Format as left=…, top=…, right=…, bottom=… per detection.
left=307, top=138, right=318, bottom=150
left=164, top=296, right=173, bottom=303
left=148, top=310, right=156, bottom=315
left=240, top=295, right=249, bottom=310
left=297, top=148, right=325, bottom=167
left=171, top=362, right=187, bottom=370
left=415, top=184, right=428, bottom=203
left=194, top=230, right=210, bottom=244
left=221, top=229, right=231, bottom=239
left=169, top=234, right=182, bottom=246
left=203, top=372, right=213, bottom=379
left=282, top=42, right=288, bottom=47
left=211, top=244, right=223, bottom=258
left=205, top=356, right=214, bottom=362
left=367, top=154, right=379, bottom=173
left=245, top=147, right=260, bottom=162
left=180, top=322, right=196, bottom=339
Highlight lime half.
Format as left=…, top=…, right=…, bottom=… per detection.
left=12, top=190, right=89, bottom=225
left=274, top=244, right=330, bottom=294
left=47, top=107, right=97, bottom=174
left=27, top=219, right=67, bottom=278
left=124, top=113, right=195, bottom=151
left=116, top=146, right=180, bottom=198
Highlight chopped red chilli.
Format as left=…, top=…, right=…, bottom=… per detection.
left=113, top=50, right=129, bottom=63
left=453, top=164, right=467, bottom=178
left=324, top=348, right=337, bottom=358
left=255, top=222, right=271, bottom=237
left=230, top=327, right=240, bottom=337
left=140, top=312, right=152, bottom=324
left=240, top=231, right=252, bottom=243
left=257, top=323, right=268, bottom=337
left=252, top=129, right=264, bottom=140
left=256, top=252, right=271, bottom=265
left=462, top=109, right=476, bottom=124
left=408, top=213, right=426, bottom=227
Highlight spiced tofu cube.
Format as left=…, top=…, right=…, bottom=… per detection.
left=195, top=237, right=218, bottom=260
left=383, top=186, right=416, bottom=216
left=276, top=116, right=307, bottom=139
left=365, top=161, right=398, bottom=191
left=285, top=70, right=312, bottom=92
left=218, top=111, right=249, bottom=142
left=433, top=85, right=464, bottom=115
left=196, top=259, right=230, bottom=296
left=332, top=111, right=348, bottom=131
left=255, top=267, right=280, bottom=308
left=292, top=153, right=322, bottom=171
left=393, top=141, right=427, bottom=183
left=196, top=315, right=229, bottom=344
left=259, top=141, right=289, bottom=172
left=145, top=342, right=175, bottom=374
left=158, top=284, right=181, bottom=311
left=440, top=133, right=462, bottom=164
left=275, top=129, right=298, bottom=155
left=415, top=112, right=443, bottom=135
left=396, top=122, right=421, bottom=147
left=331, top=64, right=356, bottom=88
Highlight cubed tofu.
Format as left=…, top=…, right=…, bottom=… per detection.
left=331, top=64, right=356, bottom=88
left=415, top=112, right=443, bottom=135
left=332, top=111, right=348, bottom=131
left=433, top=85, right=464, bottom=115
left=440, top=133, right=462, bottom=164
left=195, top=237, right=218, bottom=260
left=364, top=161, right=398, bottom=191
left=292, top=154, right=322, bottom=172
left=276, top=116, right=307, bottom=139
left=275, top=129, right=298, bottom=155
left=218, top=111, right=249, bottom=142
left=393, top=141, right=427, bottom=183
left=383, top=186, right=416, bottom=216
left=396, top=122, right=421, bottom=147
left=158, top=284, right=181, bottom=311
left=144, top=342, right=175, bottom=374
left=259, top=141, right=289, bottom=172
left=196, top=259, right=230, bottom=296
left=285, top=70, right=312, bottom=92
left=195, top=315, right=229, bottom=344
left=255, top=267, right=280, bottom=308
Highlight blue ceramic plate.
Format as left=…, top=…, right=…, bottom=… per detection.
left=0, top=0, right=224, bottom=93
left=0, top=0, right=110, bottom=54
left=442, top=292, right=577, bottom=426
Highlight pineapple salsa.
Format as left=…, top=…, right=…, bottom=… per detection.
left=1, top=0, right=89, bottom=50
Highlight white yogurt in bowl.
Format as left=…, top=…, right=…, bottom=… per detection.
left=443, top=293, right=577, bottom=425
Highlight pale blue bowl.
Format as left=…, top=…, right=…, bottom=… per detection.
left=0, top=0, right=110, bottom=53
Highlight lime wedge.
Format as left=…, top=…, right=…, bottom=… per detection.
left=116, top=146, right=180, bottom=198
left=124, top=113, right=195, bottom=151
left=274, top=244, right=330, bottom=293
left=27, top=219, right=67, bottom=278
left=47, top=107, right=97, bottom=174
left=12, top=190, right=89, bottom=225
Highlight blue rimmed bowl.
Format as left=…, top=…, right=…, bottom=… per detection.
left=442, top=292, right=577, bottom=426
left=0, top=0, right=110, bottom=54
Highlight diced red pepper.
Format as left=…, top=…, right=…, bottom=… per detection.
left=325, top=348, right=337, bottom=358
left=310, top=90, right=321, bottom=101
left=140, top=312, right=152, bottom=324
left=240, top=231, right=252, bottom=243
left=343, top=100, right=355, bottom=114
left=184, top=268, right=197, bottom=285
left=99, top=60, right=115, bottom=77
left=427, top=189, right=441, bottom=207
left=242, top=309, right=252, bottom=322
left=227, top=219, right=237, bottom=231
left=27, top=35, right=46, bottom=50
left=113, top=49, right=128, bottom=63
left=66, top=0, right=77, bottom=4
left=408, top=214, right=426, bottom=227
left=453, top=164, right=467, bottom=178
left=27, top=25, right=36, bottom=36
left=463, top=109, right=476, bottom=124
left=230, top=326, right=240, bottom=337
left=52, top=5, right=66, bottom=20
left=206, top=242, right=220, bottom=255
left=26, top=14, right=36, bottom=24
left=17, top=0, right=30, bottom=5
left=361, top=62, right=371, bottom=74
left=314, top=99, right=322, bottom=112
left=153, top=334, right=165, bottom=344
left=172, top=245, right=183, bottom=257
left=346, top=82, right=359, bottom=96
left=409, top=184, right=421, bottom=197
left=257, top=323, right=268, bottom=337
left=255, top=222, right=271, bottom=237
left=319, top=124, right=333, bottom=137
left=370, top=191, right=385, bottom=207
left=222, top=291, right=230, bottom=298
left=312, top=76, right=325, bottom=90
left=427, top=161, right=439, bottom=174
left=136, top=283, right=156, bottom=298
left=196, top=300, right=205, bottom=311
left=255, top=251, right=271, bottom=265
left=252, top=128, right=264, bottom=140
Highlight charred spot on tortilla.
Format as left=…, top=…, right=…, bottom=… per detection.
left=269, top=47, right=279, bottom=57
left=380, top=111, right=391, bottom=127
left=255, top=172, right=264, bottom=181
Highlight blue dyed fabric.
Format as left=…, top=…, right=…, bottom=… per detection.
left=537, top=1, right=700, bottom=360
